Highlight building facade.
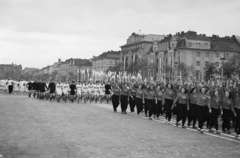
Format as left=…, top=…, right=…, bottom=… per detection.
left=120, top=33, right=164, bottom=71
left=0, top=64, right=22, bottom=79
left=23, top=67, right=39, bottom=75
left=148, top=31, right=240, bottom=81
left=92, top=51, right=120, bottom=72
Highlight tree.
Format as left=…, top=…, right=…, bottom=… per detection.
left=204, top=63, right=217, bottom=80
left=222, top=62, right=237, bottom=78
left=68, top=72, right=76, bottom=80
left=126, top=61, right=139, bottom=74
left=227, top=54, right=240, bottom=78
left=51, top=70, right=58, bottom=79
left=106, top=63, right=122, bottom=72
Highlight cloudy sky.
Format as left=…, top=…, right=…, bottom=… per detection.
left=0, top=0, right=240, bottom=69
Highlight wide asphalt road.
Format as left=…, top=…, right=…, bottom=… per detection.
left=0, top=93, right=240, bottom=158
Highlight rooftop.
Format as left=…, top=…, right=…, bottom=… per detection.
left=93, top=51, right=120, bottom=61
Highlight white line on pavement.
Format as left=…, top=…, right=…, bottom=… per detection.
left=91, top=103, right=240, bottom=143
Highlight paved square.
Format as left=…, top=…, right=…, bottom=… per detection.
left=0, top=93, right=240, bottom=158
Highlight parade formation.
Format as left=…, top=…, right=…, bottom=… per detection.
left=1, top=77, right=240, bottom=140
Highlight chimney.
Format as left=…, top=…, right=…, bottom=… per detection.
left=181, top=31, right=184, bottom=35
left=58, top=59, right=61, bottom=63
left=203, top=34, right=206, bottom=37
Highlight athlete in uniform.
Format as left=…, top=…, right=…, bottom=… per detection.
left=62, top=81, right=70, bottom=103
left=56, top=80, right=63, bottom=103
left=48, top=79, right=56, bottom=102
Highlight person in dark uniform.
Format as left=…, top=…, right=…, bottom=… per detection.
left=39, top=79, right=47, bottom=100
left=120, top=82, right=129, bottom=114
left=129, top=83, right=137, bottom=113
left=26, top=80, right=33, bottom=98
left=48, top=79, right=56, bottom=102
left=163, top=83, right=175, bottom=124
left=147, top=84, right=157, bottom=120
left=209, top=89, right=222, bottom=134
left=32, top=80, right=37, bottom=98
left=35, top=80, right=41, bottom=99
left=221, top=91, right=236, bottom=134
left=69, top=80, right=77, bottom=103
left=172, top=87, right=189, bottom=128
left=8, top=79, right=13, bottom=94
left=188, top=87, right=197, bottom=128
left=135, top=84, right=144, bottom=115
left=105, top=82, right=111, bottom=103
left=156, top=85, right=164, bottom=119
left=143, top=84, right=150, bottom=117
left=111, top=82, right=121, bottom=112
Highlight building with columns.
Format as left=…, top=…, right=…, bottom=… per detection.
left=92, top=51, right=120, bottom=72
left=148, top=31, right=240, bottom=81
left=120, top=33, right=164, bottom=72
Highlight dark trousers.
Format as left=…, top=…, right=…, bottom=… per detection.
left=231, top=107, right=238, bottom=126
left=188, top=103, right=197, bottom=127
left=8, top=85, right=13, bottom=94
left=148, top=99, right=155, bottom=117
left=196, top=105, right=209, bottom=129
left=156, top=100, right=163, bottom=117
left=144, top=99, right=149, bottom=116
left=176, top=103, right=187, bottom=125
left=235, top=108, right=240, bottom=134
left=222, top=109, right=231, bottom=131
left=165, top=99, right=173, bottom=121
left=136, top=98, right=143, bottom=114
left=210, top=108, right=220, bottom=130
left=129, top=96, right=136, bottom=112
left=112, top=95, right=119, bottom=110
left=120, top=95, right=128, bottom=112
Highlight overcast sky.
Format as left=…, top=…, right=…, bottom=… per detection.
left=0, top=0, right=240, bottom=69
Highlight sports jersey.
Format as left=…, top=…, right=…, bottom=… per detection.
left=20, top=81, right=25, bottom=92
left=82, top=84, right=88, bottom=93
left=76, top=84, right=82, bottom=94
left=56, top=83, right=63, bottom=95
left=99, top=84, right=105, bottom=95
left=62, top=83, right=69, bottom=94
left=88, top=84, right=94, bottom=93
left=93, top=84, right=98, bottom=94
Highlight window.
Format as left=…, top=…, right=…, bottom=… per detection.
left=197, top=43, right=201, bottom=48
left=225, top=52, right=229, bottom=58
left=196, top=52, right=201, bottom=57
left=205, top=61, right=209, bottom=66
left=216, top=53, right=219, bottom=57
left=205, top=43, right=209, bottom=48
left=205, top=52, right=209, bottom=57
left=215, top=62, right=219, bottom=67
left=189, top=42, right=192, bottom=47
left=196, top=61, right=201, bottom=66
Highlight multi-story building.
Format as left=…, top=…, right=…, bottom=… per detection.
left=22, top=67, right=39, bottom=75
left=120, top=33, right=164, bottom=71
left=148, top=31, right=240, bottom=81
left=0, top=64, right=22, bottom=79
left=32, top=58, right=92, bottom=80
left=92, top=51, right=120, bottom=72
left=148, top=34, right=180, bottom=80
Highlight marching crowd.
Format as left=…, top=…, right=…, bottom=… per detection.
left=0, top=78, right=240, bottom=139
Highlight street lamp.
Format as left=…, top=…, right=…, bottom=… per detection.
left=220, top=55, right=225, bottom=81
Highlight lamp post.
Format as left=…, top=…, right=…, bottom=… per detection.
left=220, top=55, right=225, bottom=81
